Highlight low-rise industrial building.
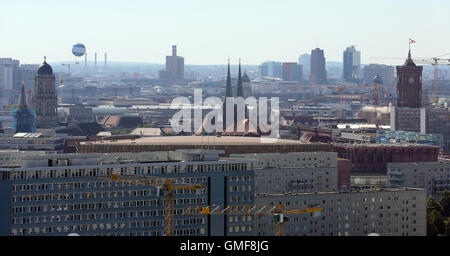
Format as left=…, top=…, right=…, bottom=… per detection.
left=0, top=133, right=65, bottom=152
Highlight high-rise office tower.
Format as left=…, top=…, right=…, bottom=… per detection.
left=363, top=64, right=395, bottom=86
left=258, top=63, right=268, bottom=77
left=33, top=58, right=57, bottom=129
left=0, top=58, right=20, bottom=104
left=396, top=50, right=423, bottom=108
left=159, top=45, right=185, bottom=80
left=298, top=54, right=311, bottom=79
left=343, top=46, right=361, bottom=83
left=258, top=61, right=282, bottom=78
left=18, top=64, right=39, bottom=98
left=309, top=48, right=327, bottom=84
left=282, top=62, right=303, bottom=82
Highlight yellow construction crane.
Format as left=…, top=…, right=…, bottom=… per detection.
left=99, top=173, right=206, bottom=236
left=181, top=204, right=323, bottom=236
left=100, top=173, right=323, bottom=236
left=412, top=55, right=450, bottom=104
left=370, top=53, right=450, bottom=105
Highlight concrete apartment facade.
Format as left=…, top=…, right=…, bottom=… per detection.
left=231, top=152, right=339, bottom=194
left=0, top=149, right=430, bottom=236
left=388, top=160, right=450, bottom=199
left=255, top=188, right=426, bottom=236
left=0, top=150, right=255, bottom=236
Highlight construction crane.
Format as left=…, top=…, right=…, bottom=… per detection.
left=181, top=204, right=323, bottom=236
left=370, top=54, right=450, bottom=105
left=61, top=63, right=72, bottom=73
left=100, top=173, right=323, bottom=236
left=412, top=54, right=450, bottom=104
left=61, top=62, right=79, bottom=74
left=99, top=173, right=206, bottom=236
left=327, top=86, right=344, bottom=118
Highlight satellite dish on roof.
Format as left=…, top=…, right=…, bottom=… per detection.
left=72, top=43, right=86, bottom=57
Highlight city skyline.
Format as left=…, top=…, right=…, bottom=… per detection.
left=1, top=0, right=449, bottom=65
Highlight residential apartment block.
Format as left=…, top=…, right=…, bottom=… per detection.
left=255, top=188, right=426, bottom=236
left=388, top=160, right=450, bottom=199
left=231, top=152, right=339, bottom=194
left=0, top=150, right=255, bottom=236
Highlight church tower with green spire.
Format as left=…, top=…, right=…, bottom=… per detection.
left=12, top=81, right=36, bottom=133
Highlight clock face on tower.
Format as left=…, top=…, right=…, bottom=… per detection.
left=408, top=77, right=415, bottom=84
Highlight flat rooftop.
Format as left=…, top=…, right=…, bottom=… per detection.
left=81, top=136, right=306, bottom=145
left=388, top=160, right=450, bottom=166
left=77, top=136, right=334, bottom=155
left=255, top=187, right=424, bottom=197
left=334, top=143, right=440, bottom=148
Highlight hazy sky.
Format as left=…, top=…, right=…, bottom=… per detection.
left=1, top=0, right=449, bottom=65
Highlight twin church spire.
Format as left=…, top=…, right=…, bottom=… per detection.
left=225, top=59, right=244, bottom=99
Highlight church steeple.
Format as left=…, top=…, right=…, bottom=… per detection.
left=19, top=81, right=27, bottom=110
left=14, top=80, right=36, bottom=133
left=236, top=59, right=244, bottom=97
left=404, top=49, right=416, bottom=66
left=405, top=39, right=416, bottom=67
left=225, top=59, right=233, bottom=98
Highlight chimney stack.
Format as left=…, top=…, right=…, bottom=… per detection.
left=172, top=45, right=177, bottom=57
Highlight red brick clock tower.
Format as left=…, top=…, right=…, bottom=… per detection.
left=396, top=50, right=423, bottom=108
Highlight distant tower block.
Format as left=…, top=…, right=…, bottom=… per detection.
left=104, top=53, right=107, bottom=68
left=158, top=45, right=184, bottom=80
left=95, top=53, right=97, bottom=68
